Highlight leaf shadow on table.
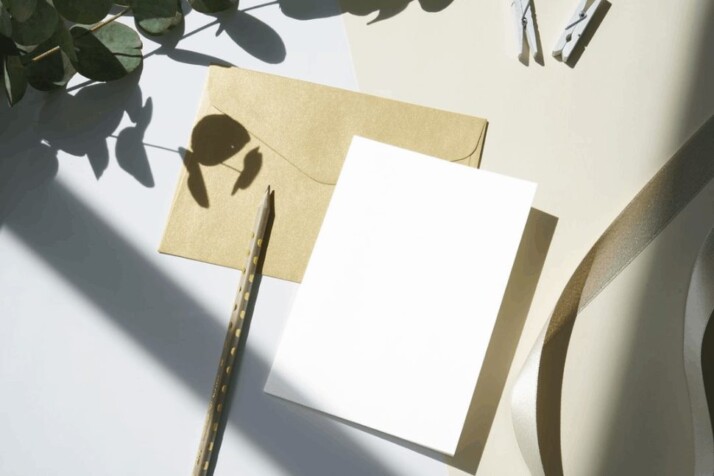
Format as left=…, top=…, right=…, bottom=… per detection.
left=279, top=0, right=454, bottom=23
left=179, top=113, right=261, bottom=208
left=0, top=153, right=401, bottom=476
left=0, top=69, right=155, bottom=187
left=142, top=2, right=286, bottom=66
left=0, top=0, right=287, bottom=192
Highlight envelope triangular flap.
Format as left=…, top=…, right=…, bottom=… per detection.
left=160, top=66, right=488, bottom=283
left=208, top=66, right=486, bottom=184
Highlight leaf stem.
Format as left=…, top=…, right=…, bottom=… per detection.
left=31, top=6, right=131, bottom=63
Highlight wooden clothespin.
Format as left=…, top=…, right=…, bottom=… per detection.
left=510, top=0, right=539, bottom=60
left=552, top=0, right=604, bottom=63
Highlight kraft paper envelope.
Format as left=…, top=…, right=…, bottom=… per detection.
left=160, top=66, right=488, bottom=283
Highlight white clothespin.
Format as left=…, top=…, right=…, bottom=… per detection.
left=510, top=0, right=539, bottom=60
left=553, top=0, right=604, bottom=62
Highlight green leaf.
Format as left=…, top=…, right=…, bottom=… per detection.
left=25, top=49, right=75, bottom=90
left=11, top=0, right=57, bottom=46
left=134, top=0, right=183, bottom=36
left=3, top=54, right=27, bottom=105
left=5, top=0, right=36, bottom=22
left=71, top=22, right=142, bottom=81
left=0, top=5, right=12, bottom=37
left=53, top=0, right=112, bottom=24
left=54, top=15, right=76, bottom=63
left=0, top=35, right=18, bottom=55
left=188, top=0, right=236, bottom=14
left=25, top=19, right=76, bottom=90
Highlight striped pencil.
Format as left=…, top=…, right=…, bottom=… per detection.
left=193, top=186, right=272, bottom=476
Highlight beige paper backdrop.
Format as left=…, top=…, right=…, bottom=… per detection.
left=341, top=0, right=714, bottom=474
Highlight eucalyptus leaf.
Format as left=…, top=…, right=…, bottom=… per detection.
left=134, top=0, right=183, bottom=36
left=0, top=34, right=17, bottom=55
left=54, top=16, right=76, bottom=63
left=53, top=0, right=112, bottom=24
left=25, top=49, right=75, bottom=90
left=3, top=54, right=27, bottom=105
left=24, top=18, right=76, bottom=89
left=0, top=5, right=12, bottom=37
left=5, top=0, right=36, bottom=23
left=11, top=0, right=57, bottom=46
left=188, top=0, right=236, bottom=14
left=71, top=22, right=142, bottom=81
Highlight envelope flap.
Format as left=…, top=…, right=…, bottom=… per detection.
left=208, top=66, right=487, bottom=184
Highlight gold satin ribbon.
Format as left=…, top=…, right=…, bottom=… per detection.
left=684, top=228, right=714, bottom=476
left=511, top=115, right=714, bottom=476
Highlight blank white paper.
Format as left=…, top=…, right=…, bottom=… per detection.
left=264, top=136, right=536, bottom=455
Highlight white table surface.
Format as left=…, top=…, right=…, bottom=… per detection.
left=0, top=2, right=432, bottom=475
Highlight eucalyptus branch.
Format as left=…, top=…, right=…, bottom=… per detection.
left=3, top=0, right=229, bottom=107
left=31, top=6, right=131, bottom=63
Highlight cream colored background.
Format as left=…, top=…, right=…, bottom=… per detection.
left=342, top=0, right=714, bottom=474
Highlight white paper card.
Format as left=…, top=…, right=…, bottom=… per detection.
left=264, top=136, right=536, bottom=455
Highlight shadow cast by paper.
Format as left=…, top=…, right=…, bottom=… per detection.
left=449, top=208, right=557, bottom=474
left=257, top=208, right=557, bottom=474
